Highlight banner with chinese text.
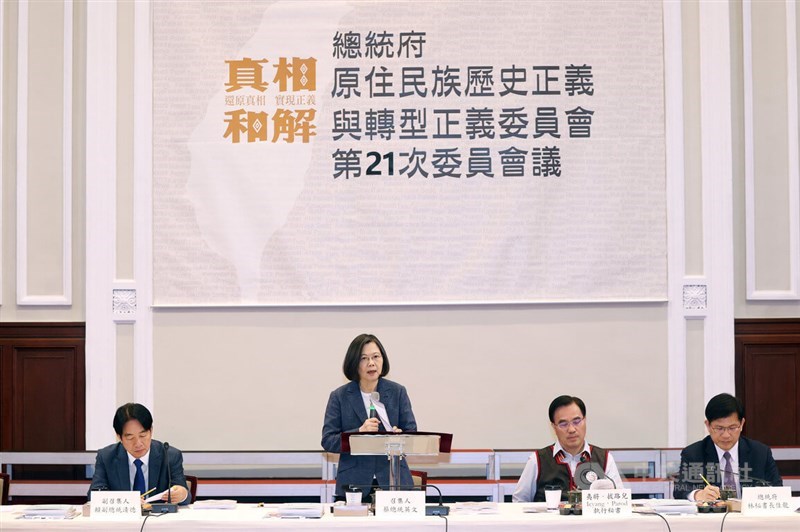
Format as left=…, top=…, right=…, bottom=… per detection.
left=152, top=0, right=666, bottom=305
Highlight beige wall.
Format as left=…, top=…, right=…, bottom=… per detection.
left=1, top=1, right=797, bottom=451
left=152, top=305, right=667, bottom=450
left=1, top=0, right=85, bottom=322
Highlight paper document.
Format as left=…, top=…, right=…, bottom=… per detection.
left=450, top=502, right=499, bottom=515
left=144, top=489, right=169, bottom=503
left=17, top=505, right=79, bottom=519
left=632, top=499, right=697, bottom=514
left=192, top=499, right=237, bottom=510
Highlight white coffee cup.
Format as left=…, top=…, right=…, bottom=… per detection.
left=544, top=488, right=562, bottom=510
left=345, top=489, right=362, bottom=506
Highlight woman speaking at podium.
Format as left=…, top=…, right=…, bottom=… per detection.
left=321, top=333, right=417, bottom=499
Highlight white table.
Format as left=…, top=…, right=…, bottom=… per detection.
left=1, top=503, right=798, bottom=531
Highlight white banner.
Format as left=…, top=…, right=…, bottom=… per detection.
left=152, top=0, right=666, bottom=305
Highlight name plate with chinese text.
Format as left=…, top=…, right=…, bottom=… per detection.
left=374, top=490, right=425, bottom=520
left=741, top=486, right=793, bottom=516
left=90, top=491, right=141, bottom=521
left=582, top=489, right=632, bottom=518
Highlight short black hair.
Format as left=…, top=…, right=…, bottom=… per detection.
left=704, top=393, right=744, bottom=422
left=342, top=334, right=390, bottom=381
left=548, top=395, right=586, bottom=423
left=113, top=403, right=153, bottom=436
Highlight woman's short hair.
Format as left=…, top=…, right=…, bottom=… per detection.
left=113, top=403, right=153, bottom=435
left=343, top=333, right=390, bottom=381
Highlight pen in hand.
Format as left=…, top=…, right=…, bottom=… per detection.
left=696, top=474, right=720, bottom=502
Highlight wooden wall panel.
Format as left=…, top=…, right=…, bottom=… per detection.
left=0, top=324, right=85, bottom=453
left=735, top=318, right=800, bottom=476
left=742, top=346, right=798, bottom=445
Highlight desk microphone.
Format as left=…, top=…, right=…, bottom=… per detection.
left=722, top=469, right=773, bottom=492
left=347, top=482, right=450, bottom=516
left=150, top=442, right=178, bottom=514
left=575, top=454, right=616, bottom=490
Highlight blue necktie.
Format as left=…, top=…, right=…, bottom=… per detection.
left=133, top=459, right=146, bottom=493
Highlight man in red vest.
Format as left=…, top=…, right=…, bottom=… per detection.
left=512, top=395, right=623, bottom=502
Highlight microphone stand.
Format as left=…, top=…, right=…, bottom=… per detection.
left=346, top=482, right=450, bottom=516
left=150, top=442, right=178, bottom=514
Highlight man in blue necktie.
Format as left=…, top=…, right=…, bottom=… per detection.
left=674, top=393, right=783, bottom=501
left=89, top=403, right=189, bottom=505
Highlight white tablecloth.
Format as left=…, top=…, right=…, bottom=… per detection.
left=1, top=503, right=798, bottom=531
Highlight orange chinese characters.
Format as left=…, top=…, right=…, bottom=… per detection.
left=223, top=109, right=316, bottom=144
left=223, top=110, right=268, bottom=143
left=225, top=58, right=269, bottom=92
left=273, top=57, right=317, bottom=92
left=271, top=109, right=316, bottom=143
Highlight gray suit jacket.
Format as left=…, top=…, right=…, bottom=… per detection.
left=88, top=439, right=189, bottom=504
left=321, top=378, right=417, bottom=497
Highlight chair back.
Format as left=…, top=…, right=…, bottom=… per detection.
left=410, top=469, right=428, bottom=489
left=185, top=475, right=198, bottom=504
left=0, top=472, right=9, bottom=505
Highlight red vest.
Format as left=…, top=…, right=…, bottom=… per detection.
left=533, top=444, right=609, bottom=502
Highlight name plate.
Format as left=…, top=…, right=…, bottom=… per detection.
left=90, top=491, right=141, bottom=520
left=582, top=489, right=632, bottom=517
left=741, top=486, right=793, bottom=516
left=374, top=490, right=425, bottom=519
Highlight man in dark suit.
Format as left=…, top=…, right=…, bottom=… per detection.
left=674, top=393, right=782, bottom=501
left=89, top=403, right=189, bottom=505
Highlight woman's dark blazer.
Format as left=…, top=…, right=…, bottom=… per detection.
left=322, top=378, right=417, bottom=496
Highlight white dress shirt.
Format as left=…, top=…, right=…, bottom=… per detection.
left=687, top=441, right=741, bottom=501
left=360, top=391, right=392, bottom=431
left=127, top=450, right=150, bottom=492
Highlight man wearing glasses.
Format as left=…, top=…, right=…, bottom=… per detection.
left=674, top=393, right=782, bottom=501
left=512, top=395, right=623, bottom=502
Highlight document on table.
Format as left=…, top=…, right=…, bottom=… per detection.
left=17, top=505, right=79, bottom=519
left=450, top=502, right=500, bottom=515
left=192, top=500, right=238, bottom=510
left=144, top=490, right=169, bottom=503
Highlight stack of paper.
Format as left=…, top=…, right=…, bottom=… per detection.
left=271, top=503, right=324, bottom=518
left=18, top=505, right=79, bottom=519
left=450, top=502, right=500, bottom=515
left=192, top=499, right=238, bottom=510
left=632, top=499, right=697, bottom=514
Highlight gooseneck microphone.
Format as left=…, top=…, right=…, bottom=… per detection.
left=165, top=442, right=172, bottom=505
left=149, top=442, right=178, bottom=513
left=725, top=469, right=772, bottom=487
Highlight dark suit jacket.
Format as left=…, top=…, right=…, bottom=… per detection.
left=88, top=439, right=189, bottom=504
left=673, top=435, right=782, bottom=499
left=321, top=378, right=417, bottom=497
